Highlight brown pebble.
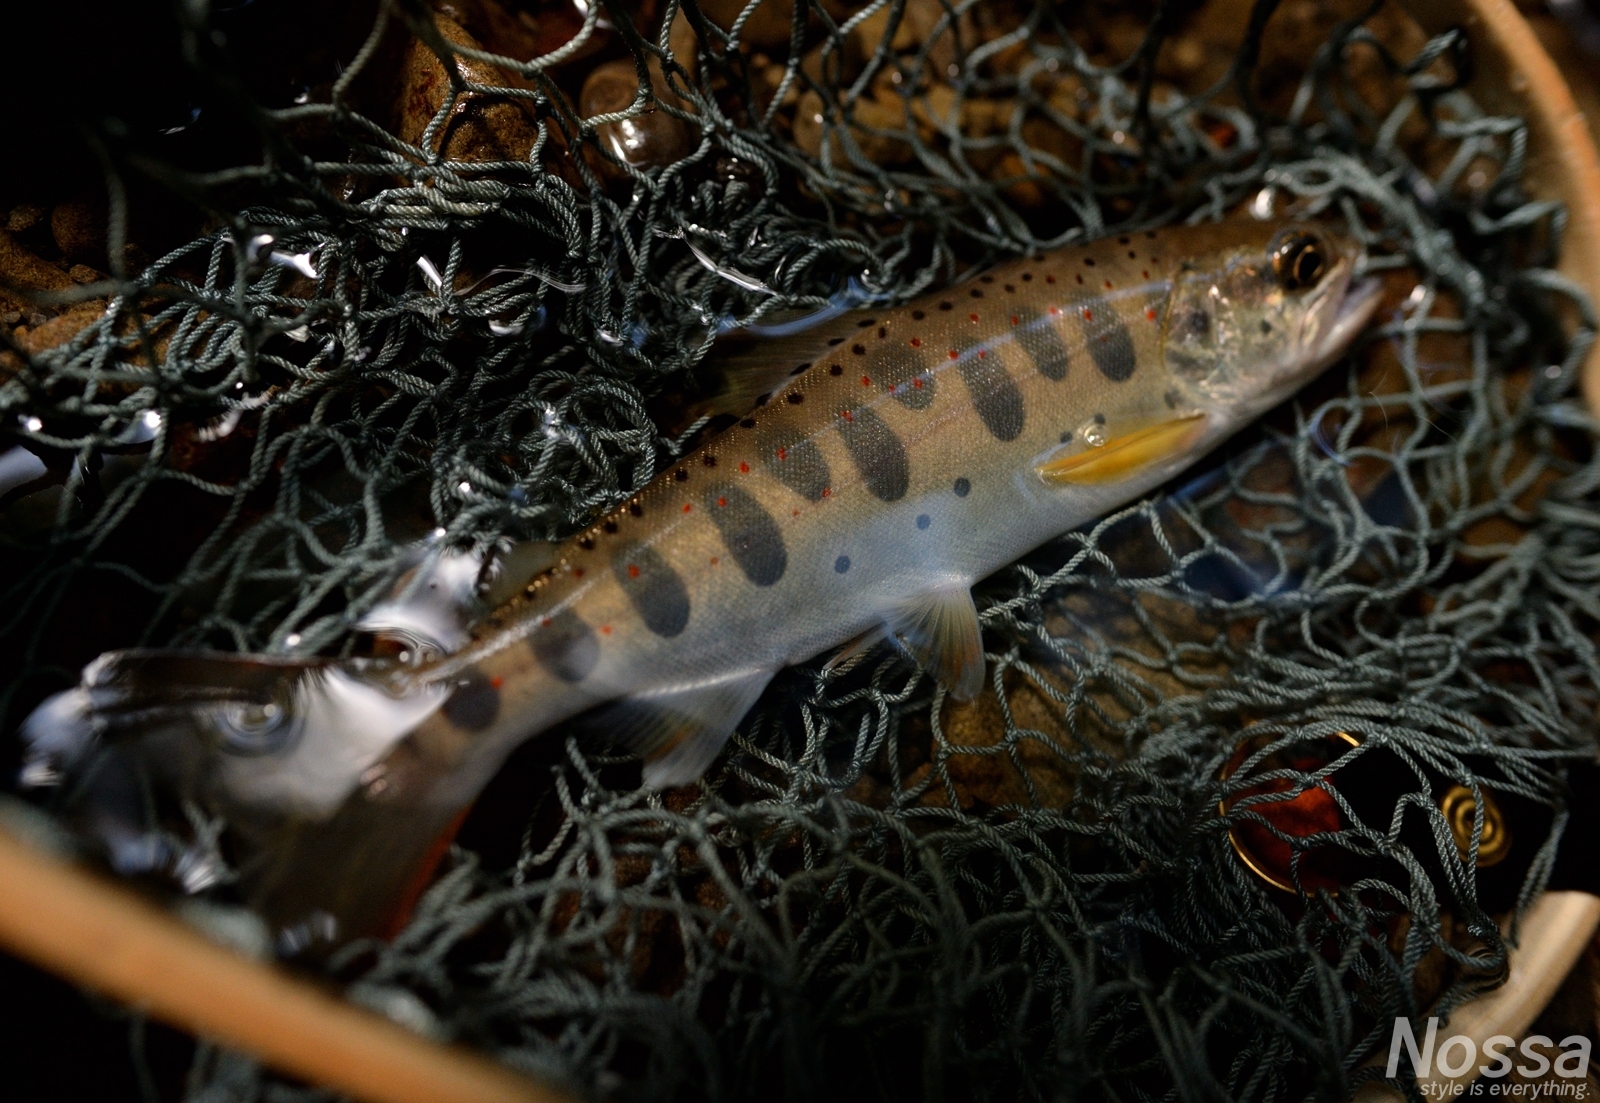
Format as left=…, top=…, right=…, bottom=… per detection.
left=695, top=0, right=795, bottom=51
left=51, top=200, right=107, bottom=267
left=579, top=58, right=694, bottom=177
left=397, top=13, right=556, bottom=168
left=6, top=205, right=45, bottom=234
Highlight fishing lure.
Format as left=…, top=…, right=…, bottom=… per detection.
left=21, top=219, right=1380, bottom=939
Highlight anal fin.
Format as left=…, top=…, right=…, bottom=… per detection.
left=1037, top=414, right=1208, bottom=486
left=591, top=668, right=776, bottom=788
left=887, top=585, right=985, bottom=701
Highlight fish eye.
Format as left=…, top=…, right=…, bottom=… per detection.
left=1272, top=233, right=1327, bottom=291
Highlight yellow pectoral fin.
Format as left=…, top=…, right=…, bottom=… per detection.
left=1036, top=414, right=1209, bottom=486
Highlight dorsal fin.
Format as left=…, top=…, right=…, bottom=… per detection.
left=676, top=305, right=881, bottom=428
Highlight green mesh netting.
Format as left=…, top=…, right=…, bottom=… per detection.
left=4, top=0, right=1599, bottom=1100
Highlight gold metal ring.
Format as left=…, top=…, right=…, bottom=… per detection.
left=1438, top=783, right=1511, bottom=868
left=1218, top=730, right=1360, bottom=894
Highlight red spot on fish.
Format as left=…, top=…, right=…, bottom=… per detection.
left=540, top=617, right=551, bottom=627
left=1082, top=308, right=1093, bottom=320
left=627, top=564, right=640, bottom=578
left=909, top=337, right=922, bottom=348
left=1104, top=280, right=1112, bottom=289
left=1049, top=306, right=1060, bottom=316
left=777, top=447, right=787, bottom=460
left=792, top=509, right=800, bottom=516
left=822, top=486, right=832, bottom=497
left=861, top=375, right=871, bottom=386
left=717, top=496, right=727, bottom=507
left=968, top=313, right=979, bottom=323
left=710, top=556, right=719, bottom=565
left=977, top=349, right=987, bottom=358
left=913, top=377, right=924, bottom=388
left=682, top=502, right=692, bottom=513
left=490, top=676, right=504, bottom=689
left=842, top=409, right=855, bottom=421
left=1045, top=274, right=1056, bottom=284
left=738, top=461, right=749, bottom=473
left=1010, top=314, right=1019, bottom=325
left=1146, top=308, right=1157, bottom=321
left=600, top=625, right=612, bottom=635
left=947, top=348, right=959, bottom=360
left=1142, top=270, right=1150, bottom=279
left=573, top=568, right=584, bottom=579
left=1075, top=274, right=1084, bottom=285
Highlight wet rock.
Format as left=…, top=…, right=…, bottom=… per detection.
left=793, top=87, right=912, bottom=167
left=6, top=205, right=46, bottom=234
left=11, top=301, right=109, bottom=357
left=50, top=200, right=107, bottom=267
left=431, top=0, right=634, bottom=68
left=397, top=13, right=553, bottom=167
left=579, top=58, right=694, bottom=178
left=696, top=0, right=797, bottom=51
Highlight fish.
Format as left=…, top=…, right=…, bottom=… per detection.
left=17, top=219, right=1382, bottom=941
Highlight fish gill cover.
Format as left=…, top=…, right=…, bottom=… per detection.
left=0, top=0, right=1596, bottom=1100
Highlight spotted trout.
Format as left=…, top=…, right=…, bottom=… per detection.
left=21, top=219, right=1380, bottom=939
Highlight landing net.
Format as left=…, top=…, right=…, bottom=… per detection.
left=2, top=1, right=1596, bottom=1099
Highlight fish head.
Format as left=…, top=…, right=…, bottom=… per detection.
left=1162, top=224, right=1382, bottom=414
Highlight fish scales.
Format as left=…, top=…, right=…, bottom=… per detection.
left=21, top=219, right=1382, bottom=938
left=464, top=226, right=1238, bottom=717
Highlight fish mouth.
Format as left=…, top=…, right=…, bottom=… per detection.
left=1311, top=271, right=1383, bottom=369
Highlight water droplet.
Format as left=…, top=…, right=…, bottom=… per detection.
left=1077, top=418, right=1109, bottom=448
left=1250, top=187, right=1275, bottom=220
left=416, top=255, right=444, bottom=291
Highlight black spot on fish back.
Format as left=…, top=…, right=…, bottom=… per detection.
left=759, top=425, right=831, bottom=501
left=443, top=669, right=500, bottom=731
left=875, top=345, right=936, bottom=409
left=705, top=483, right=786, bottom=586
left=955, top=348, right=1026, bottom=441
left=1078, top=297, right=1136, bottom=382
left=839, top=406, right=909, bottom=502
left=530, top=610, right=599, bottom=683
left=613, top=542, right=691, bottom=638
left=1013, top=307, right=1069, bottom=381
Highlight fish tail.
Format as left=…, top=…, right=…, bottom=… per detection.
left=17, top=648, right=451, bottom=931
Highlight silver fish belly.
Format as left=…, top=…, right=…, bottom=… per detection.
left=19, top=220, right=1382, bottom=937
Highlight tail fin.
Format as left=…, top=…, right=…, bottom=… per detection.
left=19, top=649, right=449, bottom=925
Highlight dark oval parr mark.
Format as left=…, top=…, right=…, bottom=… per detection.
left=760, top=428, right=831, bottom=502
left=876, top=346, right=936, bottom=409
left=1014, top=307, right=1070, bottom=381
left=442, top=669, right=500, bottom=731
left=705, top=483, right=787, bottom=586
left=1078, top=298, right=1137, bottom=382
left=839, top=406, right=910, bottom=502
left=530, top=610, right=600, bottom=683
left=612, top=542, right=691, bottom=637
left=955, top=350, right=1026, bottom=441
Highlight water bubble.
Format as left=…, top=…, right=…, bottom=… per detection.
left=1077, top=417, right=1109, bottom=449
